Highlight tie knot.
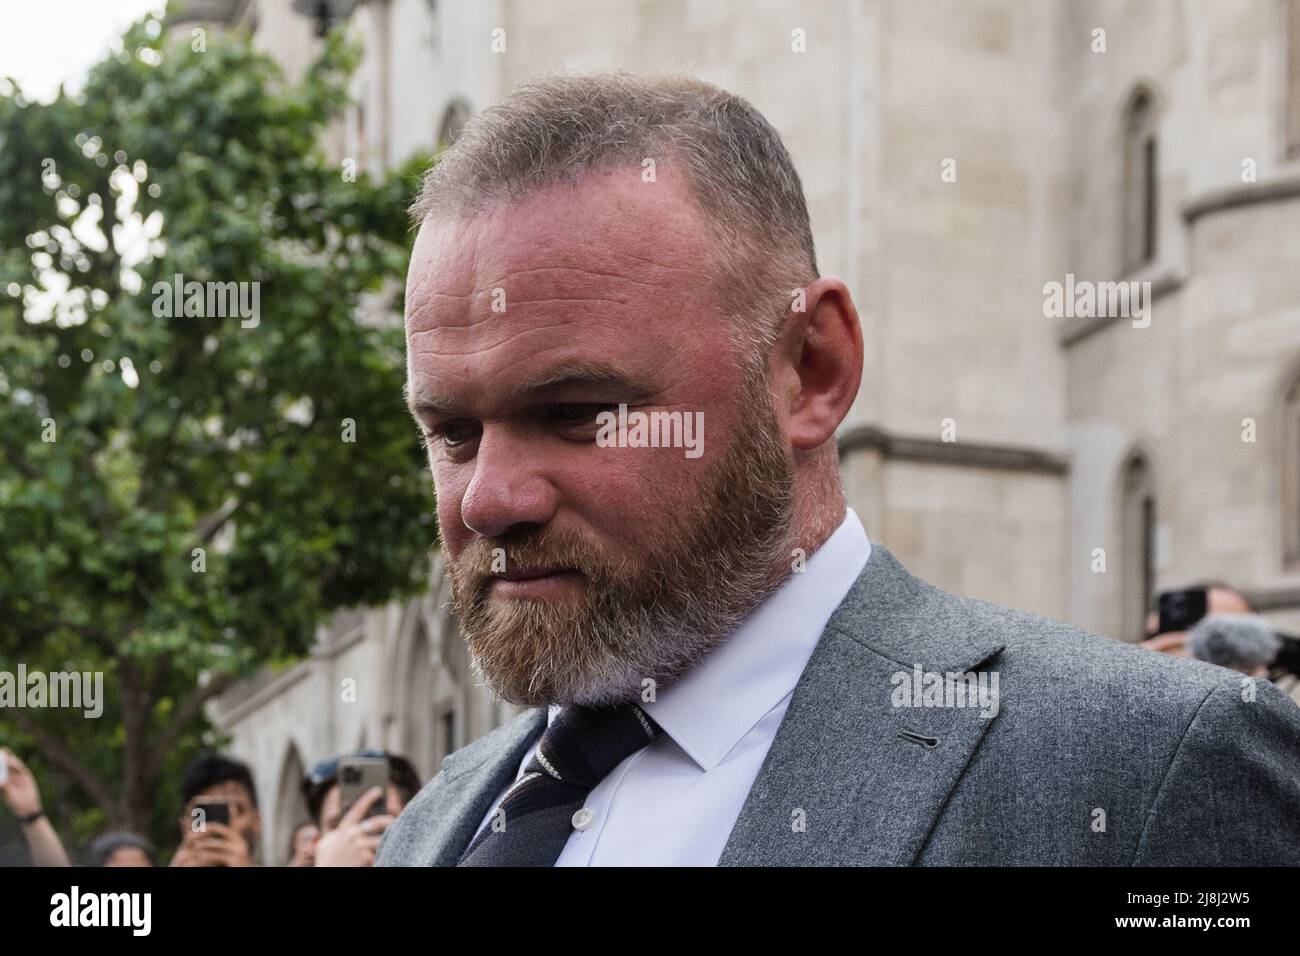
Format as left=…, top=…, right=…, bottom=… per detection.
left=530, top=703, right=658, bottom=791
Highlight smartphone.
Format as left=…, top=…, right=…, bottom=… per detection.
left=0, top=755, right=8, bottom=785
left=194, top=798, right=230, bottom=829
left=338, top=756, right=389, bottom=819
left=1158, top=587, right=1208, bottom=635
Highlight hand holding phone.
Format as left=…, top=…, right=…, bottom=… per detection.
left=338, top=756, right=389, bottom=820
left=314, top=787, right=393, bottom=867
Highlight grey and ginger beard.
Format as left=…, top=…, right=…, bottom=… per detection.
left=445, top=370, right=796, bottom=707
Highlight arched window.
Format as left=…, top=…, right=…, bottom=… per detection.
left=1120, top=453, right=1157, bottom=640
left=1283, top=366, right=1300, bottom=566
left=272, top=744, right=309, bottom=866
left=390, top=612, right=438, bottom=778
left=1122, top=88, right=1158, bottom=273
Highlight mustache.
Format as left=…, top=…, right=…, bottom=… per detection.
left=450, top=527, right=619, bottom=589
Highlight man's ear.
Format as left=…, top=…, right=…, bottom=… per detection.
left=776, top=276, right=864, bottom=450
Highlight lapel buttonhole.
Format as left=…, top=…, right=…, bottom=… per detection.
left=897, top=729, right=940, bottom=749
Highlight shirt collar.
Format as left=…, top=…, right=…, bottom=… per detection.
left=639, top=508, right=871, bottom=772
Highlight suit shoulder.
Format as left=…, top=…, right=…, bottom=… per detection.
left=952, top=593, right=1300, bottom=766
left=954, top=592, right=1232, bottom=701
left=834, top=548, right=1233, bottom=719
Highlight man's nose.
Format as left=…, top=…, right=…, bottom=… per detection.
left=459, top=429, right=559, bottom=539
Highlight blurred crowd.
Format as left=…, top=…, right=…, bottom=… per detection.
left=2, top=580, right=1298, bottom=867
left=1139, top=583, right=1300, bottom=696
left=0, top=746, right=420, bottom=867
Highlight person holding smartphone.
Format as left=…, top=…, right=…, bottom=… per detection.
left=0, top=747, right=71, bottom=867
left=301, top=750, right=420, bottom=867
left=1141, top=583, right=1255, bottom=656
left=168, top=754, right=261, bottom=867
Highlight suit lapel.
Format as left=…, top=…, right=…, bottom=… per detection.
left=423, top=707, right=547, bottom=866
left=719, top=546, right=1005, bottom=866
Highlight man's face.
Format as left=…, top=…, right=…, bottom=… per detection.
left=405, top=167, right=796, bottom=707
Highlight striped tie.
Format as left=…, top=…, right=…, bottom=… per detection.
left=458, top=703, right=659, bottom=867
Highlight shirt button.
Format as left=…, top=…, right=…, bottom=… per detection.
left=571, top=807, right=595, bottom=831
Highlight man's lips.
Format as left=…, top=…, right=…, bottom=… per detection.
left=486, top=567, right=583, bottom=597
left=495, top=567, right=576, bottom=582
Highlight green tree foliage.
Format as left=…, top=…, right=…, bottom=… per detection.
left=0, top=14, right=435, bottom=854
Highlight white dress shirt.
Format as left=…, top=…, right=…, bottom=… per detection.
left=473, top=508, right=871, bottom=866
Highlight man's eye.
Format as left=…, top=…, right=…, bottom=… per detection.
left=422, top=420, right=481, bottom=447
left=548, top=403, right=614, bottom=428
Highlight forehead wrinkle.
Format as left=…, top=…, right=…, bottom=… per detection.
left=407, top=273, right=654, bottom=344
left=413, top=269, right=657, bottom=304
left=407, top=318, right=588, bottom=348
left=490, top=294, right=632, bottom=307
left=406, top=287, right=637, bottom=337
left=489, top=264, right=667, bottom=291
left=408, top=253, right=654, bottom=326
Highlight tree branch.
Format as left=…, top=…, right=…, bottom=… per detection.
left=143, top=671, right=237, bottom=781
left=6, top=709, right=119, bottom=820
left=194, top=497, right=243, bottom=547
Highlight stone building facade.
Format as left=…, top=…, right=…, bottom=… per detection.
left=171, top=0, right=1300, bottom=863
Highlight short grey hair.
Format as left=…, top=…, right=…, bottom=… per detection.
left=411, top=71, right=819, bottom=352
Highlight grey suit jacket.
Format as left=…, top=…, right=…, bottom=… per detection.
left=378, top=545, right=1300, bottom=865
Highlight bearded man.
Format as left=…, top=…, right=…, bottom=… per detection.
left=379, top=72, right=1300, bottom=867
